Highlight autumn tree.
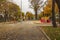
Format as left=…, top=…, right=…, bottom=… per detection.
left=9, top=3, right=21, bottom=21
left=26, top=12, right=34, bottom=20
left=0, top=0, right=7, bottom=21
left=43, top=0, right=59, bottom=27
left=21, top=12, right=25, bottom=20
left=38, top=12, right=44, bottom=19
left=55, top=0, right=60, bottom=25
left=29, top=0, right=47, bottom=20
left=43, top=0, right=59, bottom=17
left=43, top=0, right=52, bottom=17
left=0, top=1, right=21, bottom=22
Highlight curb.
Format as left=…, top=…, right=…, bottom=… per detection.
left=37, top=27, right=51, bottom=40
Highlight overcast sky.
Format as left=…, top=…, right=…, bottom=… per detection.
left=10, top=0, right=47, bottom=14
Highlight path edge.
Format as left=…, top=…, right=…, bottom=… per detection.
left=37, top=27, right=51, bottom=40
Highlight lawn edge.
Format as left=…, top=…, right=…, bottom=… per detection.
left=38, top=27, right=51, bottom=40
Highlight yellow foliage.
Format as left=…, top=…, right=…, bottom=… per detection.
left=44, top=0, right=59, bottom=15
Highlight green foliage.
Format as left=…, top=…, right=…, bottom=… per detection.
left=22, top=12, right=25, bottom=17
left=0, top=1, right=21, bottom=22
left=26, top=12, right=34, bottom=20
left=0, top=0, right=6, bottom=2
left=9, top=3, right=21, bottom=18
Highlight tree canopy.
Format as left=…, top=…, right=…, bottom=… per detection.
left=0, top=0, right=21, bottom=21
left=29, top=0, right=47, bottom=20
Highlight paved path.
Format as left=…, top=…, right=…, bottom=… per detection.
left=0, top=21, right=49, bottom=40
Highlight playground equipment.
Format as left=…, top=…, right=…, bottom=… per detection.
left=40, top=17, right=51, bottom=23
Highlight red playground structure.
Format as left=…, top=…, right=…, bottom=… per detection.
left=40, top=17, right=51, bottom=23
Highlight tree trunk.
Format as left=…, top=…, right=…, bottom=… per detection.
left=52, top=0, right=57, bottom=27
left=4, top=13, right=8, bottom=22
left=4, top=9, right=8, bottom=22
left=35, top=9, right=38, bottom=20
left=59, top=9, right=60, bottom=24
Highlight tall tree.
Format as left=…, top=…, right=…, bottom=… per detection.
left=43, top=0, right=52, bottom=17
left=29, top=0, right=47, bottom=20
left=26, top=12, right=34, bottom=20
left=43, top=0, right=59, bottom=27
left=52, top=0, right=57, bottom=27
left=55, top=0, right=60, bottom=24
left=0, top=1, right=21, bottom=22
left=43, top=0, right=59, bottom=17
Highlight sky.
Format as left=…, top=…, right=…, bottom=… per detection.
left=9, top=0, right=47, bottom=14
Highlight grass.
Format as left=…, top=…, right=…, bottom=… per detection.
left=41, top=26, right=60, bottom=40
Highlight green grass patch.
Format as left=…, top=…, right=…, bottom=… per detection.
left=41, top=26, right=60, bottom=40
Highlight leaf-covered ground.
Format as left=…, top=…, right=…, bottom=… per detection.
left=0, top=22, right=48, bottom=40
